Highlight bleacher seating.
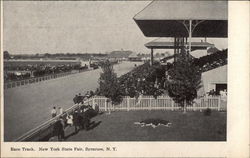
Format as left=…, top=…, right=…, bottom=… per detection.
left=193, top=49, right=227, bottom=72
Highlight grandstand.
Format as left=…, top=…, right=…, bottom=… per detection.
left=193, top=49, right=227, bottom=72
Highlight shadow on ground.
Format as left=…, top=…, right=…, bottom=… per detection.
left=65, top=120, right=102, bottom=140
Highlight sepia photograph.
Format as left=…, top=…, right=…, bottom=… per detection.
left=2, top=0, right=229, bottom=143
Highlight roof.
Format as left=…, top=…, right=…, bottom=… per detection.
left=108, top=50, right=133, bottom=58
left=134, top=1, right=227, bottom=20
left=134, top=1, right=228, bottom=37
left=190, top=50, right=208, bottom=58
left=145, top=39, right=214, bottom=50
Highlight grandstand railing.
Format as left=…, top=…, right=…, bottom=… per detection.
left=14, top=99, right=93, bottom=142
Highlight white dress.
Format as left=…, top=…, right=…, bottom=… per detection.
left=67, top=115, right=73, bottom=125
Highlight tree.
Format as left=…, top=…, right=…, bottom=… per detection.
left=3, top=51, right=10, bottom=60
left=99, top=60, right=123, bottom=113
left=165, top=52, right=201, bottom=113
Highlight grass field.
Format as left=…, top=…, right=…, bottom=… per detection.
left=66, top=110, right=226, bottom=141
left=4, top=61, right=142, bottom=141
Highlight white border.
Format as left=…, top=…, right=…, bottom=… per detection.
left=1, top=1, right=249, bottom=157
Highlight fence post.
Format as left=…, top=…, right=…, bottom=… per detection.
left=193, top=100, right=196, bottom=111
left=150, top=97, right=152, bottom=110
left=171, top=98, right=174, bottom=111
left=104, top=98, right=107, bottom=112
left=206, top=97, right=209, bottom=109
left=218, top=96, right=221, bottom=111
left=127, top=97, right=130, bottom=111
left=92, top=98, right=95, bottom=109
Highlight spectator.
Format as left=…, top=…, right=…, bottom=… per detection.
left=208, top=89, right=216, bottom=96
left=66, top=113, right=73, bottom=127
left=94, top=103, right=99, bottom=113
left=51, top=107, right=57, bottom=118
left=78, top=93, right=83, bottom=104
left=85, top=91, right=90, bottom=98
left=73, top=95, right=78, bottom=104
left=73, top=111, right=80, bottom=133
left=53, top=116, right=65, bottom=141
left=58, top=107, right=63, bottom=115
left=89, top=90, right=94, bottom=97
left=81, top=111, right=90, bottom=130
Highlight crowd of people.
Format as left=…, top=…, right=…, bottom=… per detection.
left=73, top=91, right=95, bottom=104
left=117, top=61, right=166, bottom=98
left=207, top=89, right=227, bottom=97
left=50, top=91, right=97, bottom=141
left=51, top=104, right=98, bottom=141
left=193, top=49, right=227, bottom=72
left=4, top=72, right=31, bottom=81
left=4, top=64, right=88, bottom=81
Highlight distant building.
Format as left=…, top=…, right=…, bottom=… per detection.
left=128, top=53, right=142, bottom=61
left=201, top=65, right=227, bottom=95
left=108, top=50, right=133, bottom=61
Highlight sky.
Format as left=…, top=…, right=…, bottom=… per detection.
left=3, top=1, right=227, bottom=55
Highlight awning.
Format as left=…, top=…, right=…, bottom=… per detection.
left=145, top=39, right=214, bottom=51
left=134, top=1, right=228, bottom=38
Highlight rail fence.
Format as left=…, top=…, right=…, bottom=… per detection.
left=15, top=95, right=226, bottom=141
left=4, top=69, right=89, bottom=89
left=14, top=99, right=93, bottom=142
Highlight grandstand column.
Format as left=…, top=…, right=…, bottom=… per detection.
left=189, top=19, right=192, bottom=53
left=174, top=37, right=176, bottom=62
left=150, top=48, right=154, bottom=66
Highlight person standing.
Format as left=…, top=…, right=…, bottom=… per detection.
left=66, top=113, right=73, bottom=126
left=58, top=107, right=63, bottom=115
left=54, top=116, right=65, bottom=141
left=51, top=106, right=57, bottom=118
left=73, top=95, right=78, bottom=104
left=73, top=111, right=80, bottom=133
left=78, top=93, right=83, bottom=104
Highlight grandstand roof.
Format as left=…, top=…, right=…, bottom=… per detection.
left=134, top=1, right=228, bottom=37
left=145, top=39, right=214, bottom=50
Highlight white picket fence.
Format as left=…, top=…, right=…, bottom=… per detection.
left=87, top=95, right=227, bottom=111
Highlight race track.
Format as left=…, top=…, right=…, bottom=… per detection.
left=4, top=61, right=142, bottom=141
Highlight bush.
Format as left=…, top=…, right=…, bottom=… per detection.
left=203, top=108, right=212, bottom=116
